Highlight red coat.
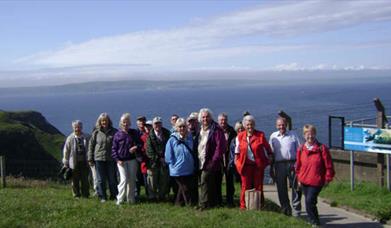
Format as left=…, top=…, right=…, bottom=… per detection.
left=235, top=130, right=273, bottom=175
left=296, top=141, right=335, bottom=187
left=140, top=132, right=149, bottom=174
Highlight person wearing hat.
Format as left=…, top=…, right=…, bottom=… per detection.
left=186, top=112, right=200, bottom=204
left=63, top=120, right=90, bottom=198
left=146, top=116, right=171, bottom=201
left=187, top=112, right=200, bottom=163
left=187, top=112, right=199, bottom=139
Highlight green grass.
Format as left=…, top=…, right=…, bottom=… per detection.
left=320, top=181, right=391, bottom=222
left=0, top=178, right=309, bottom=227
left=34, top=131, right=64, bottom=160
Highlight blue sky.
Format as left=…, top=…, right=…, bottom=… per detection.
left=0, top=0, right=391, bottom=86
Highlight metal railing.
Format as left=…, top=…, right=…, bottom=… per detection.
left=345, top=116, right=391, bottom=129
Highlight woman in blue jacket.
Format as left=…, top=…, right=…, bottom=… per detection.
left=165, top=118, right=196, bottom=206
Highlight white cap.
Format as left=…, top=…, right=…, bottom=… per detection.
left=152, top=116, right=162, bottom=124
left=187, top=112, right=198, bottom=122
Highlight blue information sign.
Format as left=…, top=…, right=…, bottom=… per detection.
left=344, top=127, right=391, bottom=154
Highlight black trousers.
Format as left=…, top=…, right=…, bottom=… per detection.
left=174, top=175, right=195, bottom=206
left=216, top=167, right=236, bottom=206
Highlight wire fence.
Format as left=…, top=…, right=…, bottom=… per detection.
left=4, top=158, right=61, bottom=179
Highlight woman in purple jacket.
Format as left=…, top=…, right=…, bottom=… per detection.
left=112, top=113, right=141, bottom=205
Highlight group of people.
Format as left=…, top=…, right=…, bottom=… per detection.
left=62, top=108, right=335, bottom=226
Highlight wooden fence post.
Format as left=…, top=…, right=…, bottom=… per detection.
left=0, top=156, right=5, bottom=188
left=374, top=98, right=387, bottom=187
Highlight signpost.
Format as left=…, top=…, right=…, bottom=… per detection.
left=344, top=126, right=391, bottom=190
left=330, top=98, right=390, bottom=191
left=344, top=127, right=391, bottom=154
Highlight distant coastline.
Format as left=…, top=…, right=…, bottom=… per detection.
left=0, top=69, right=390, bottom=89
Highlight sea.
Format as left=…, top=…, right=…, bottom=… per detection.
left=0, top=77, right=390, bottom=147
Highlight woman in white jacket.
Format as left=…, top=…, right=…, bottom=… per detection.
left=63, top=120, right=90, bottom=198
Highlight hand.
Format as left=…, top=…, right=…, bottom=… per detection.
left=129, top=146, right=137, bottom=154
left=269, top=168, right=276, bottom=183
left=88, top=161, right=95, bottom=167
left=160, top=158, right=166, bottom=167
left=117, top=160, right=124, bottom=165
left=298, top=182, right=302, bottom=188
left=268, top=154, right=274, bottom=164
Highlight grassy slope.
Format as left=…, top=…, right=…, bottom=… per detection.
left=0, top=179, right=309, bottom=228
left=34, top=130, right=64, bottom=161
left=320, top=181, right=391, bottom=222
left=0, top=111, right=64, bottom=160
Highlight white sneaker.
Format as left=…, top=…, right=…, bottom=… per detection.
left=292, top=211, right=301, bottom=217
left=116, top=200, right=123, bottom=206
left=100, top=199, right=106, bottom=203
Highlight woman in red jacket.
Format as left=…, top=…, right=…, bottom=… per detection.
left=235, top=115, right=273, bottom=209
left=296, top=124, right=335, bottom=226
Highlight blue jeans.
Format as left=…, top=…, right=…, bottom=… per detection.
left=302, top=184, right=322, bottom=225
left=95, top=161, right=118, bottom=200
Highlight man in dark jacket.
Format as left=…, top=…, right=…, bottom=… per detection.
left=135, top=116, right=148, bottom=200
left=217, top=113, right=237, bottom=207
left=187, top=112, right=200, bottom=205
left=197, top=108, right=226, bottom=210
left=146, top=116, right=171, bottom=201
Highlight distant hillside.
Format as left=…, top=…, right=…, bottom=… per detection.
left=0, top=111, right=64, bottom=178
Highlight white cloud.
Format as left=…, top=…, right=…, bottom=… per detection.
left=273, top=63, right=302, bottom=71
left=15, top=1, right=391, bottom=69
left=271, top=63, right=390, bottom=71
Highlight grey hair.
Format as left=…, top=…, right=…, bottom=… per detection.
left=175, top=118, right=186, bottom=130
left=198, top=108, right=213, bottom=122
left=218, top=112, right=228, bottom=120
left=242, top=115, right=256, bottom=126
left=276, top=117, right=287, bottom=125
left=95, top=112, right=113, bottom=129
left=234, top=121, right=243, bottom=132
left=119, top=113, right=131, bottom=129
left=72, top=120, right=83, bottom=129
